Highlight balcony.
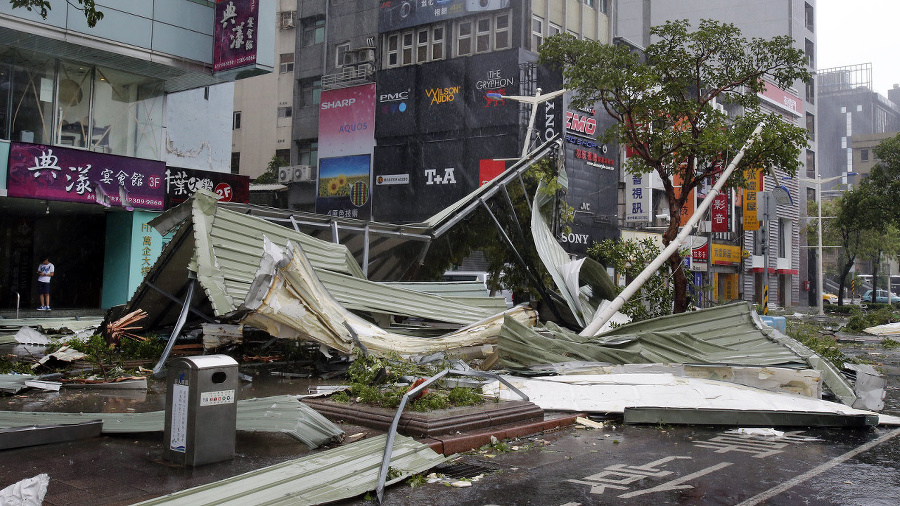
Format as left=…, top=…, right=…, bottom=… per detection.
left=322, top=64, right=374, bottom=91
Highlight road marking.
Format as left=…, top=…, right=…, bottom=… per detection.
left=736, top=427, right=900, bottom=506
left=618, top=462, right=732, bottom=498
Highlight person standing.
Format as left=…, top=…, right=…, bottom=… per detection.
left=36, top=257, right=54, bottom=311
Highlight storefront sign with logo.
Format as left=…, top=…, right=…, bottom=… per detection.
left=214, top=0, right=260, bottom=73
left=711, top=244, right=742, bottom=265
left=7, top=143, right=165, bottom=210
left=164, top=167, right=249, bottom=208
left=742, top=168, right=763, bottom=231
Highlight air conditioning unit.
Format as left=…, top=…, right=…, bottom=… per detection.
left=279, top=11, right=296, bottom=30
left=278, top=166, right=294, bottom=184
left=294, top=165, right=313, bottom=182
left=342, top=52, right=358, bottom=66
left=357, top=48, right=375, bottom=63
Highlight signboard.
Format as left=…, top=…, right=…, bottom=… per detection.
left=711, top=244, right=742, bottom=265
left=759, top=80, right=803, bottom=118
left=465, top=51, right=519, bottom=129
left=164, top=167, right=249, bottom=208
left=214, top=0, right=260, bottom=73
left=673, top=173, right=695, bottom=226
left=378, top=0, right=510, bottom=33
left=7, top=143, right=165, bottom=210
left=711, top=189, right=730, bottom=232
left=317, top=84, right=376, bottom=219
left=376, top=65, right=417, bottom=137
left=418, top=58, right=466, bottom=134
left=625, top=171, right=650, bottom=222
left=742, top=168, right=763, bottom=231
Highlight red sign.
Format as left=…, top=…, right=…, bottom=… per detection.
left=479, top=159, right=505, bottom=187
left=215, top=182, right=234, bottom=202
left=711, top=191, right=730, bottom=232
left=692, top=243, right=708, bottom=262
left=759, top=81, right=802, bottom=117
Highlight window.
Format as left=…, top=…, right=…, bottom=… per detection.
left=231, top=152, right=240, bottom=174
left=279, top=53, right=294, bottom=74
left=386, top=34, right=399, bottom=67
left=495, top=13, right=510, bottom=49
left=299, top=78, right=321, bottom=107
left=432, top=25, right=445, bottom=60
left=457, top=20, right=472, bottom=56
left=549, top=23, right=561, bottom=37
left=778, top=219, right=789, bottom=258
left=302, top=17, right=325, bottom=46
left=417, top=28, right=429, bottom=62
left=277, top=106, right=292, bottom=118
left=584, top=0, right=594, bottom=7
left=805, top=2, right=814, bottom=32
left=279, top=11, right=296, bottom=30
left=297, top=140, right=318, bottom=167
left=402, top=30, right=414, bottom=65
left=806, top=112, right=815, bottom=141
left=861, top=149, right=869, bottom=162
left=804, top=39, right=814, bottom=68
left=336, top=43, right=350, bottom=67
left=600, top=0, right=608, bottom=13
left=532, top=15, right=543, bottom=50
left=476, top=17, right=492, bottom=53
left=275, top=149, right=290, bottom=166
left=233, top=111, right=241, bottom=130
left=806, top=149, right=816, bottom=178
left=806, top=79, right=815, bottom=104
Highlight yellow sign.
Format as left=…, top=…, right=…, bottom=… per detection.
left=711, top=244, right=742, bottom=265
left=742, top=168, right=762, bottom=231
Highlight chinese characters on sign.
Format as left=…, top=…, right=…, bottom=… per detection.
left=625, top=173, right=650, bottom=222
left=141, top=223, right=154, bottom=277
left=742, top=168, right=763, bottom=231
left=163, top=167, right=249, bottom=208
left=214, top=0, right=259, bottom=73
left=7, top=143, right=165, bottom=210
left=711, top=190, right=731, bottom=233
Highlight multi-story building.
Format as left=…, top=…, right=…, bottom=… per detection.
left=285, top=0, right=617, bottom=255
left=232, top=0, right=298, bottom=179
left=615, top=0, right=817, bottom=309
left=0, top=1, right=271, bottom=310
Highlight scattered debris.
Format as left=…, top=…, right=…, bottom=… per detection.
left=32, top=346, right=87, bottom=370
left=0, top=420, right=102, bottom=450
left=103, top=309, right=148, bottom=348
left=14, top=327, right=50, bottom=345
left=0, top=473, right=49, bottom=506
left=576, top=416, right=606, bottom=430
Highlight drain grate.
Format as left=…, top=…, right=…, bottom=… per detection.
left=432, top=461, right=500, bottom=479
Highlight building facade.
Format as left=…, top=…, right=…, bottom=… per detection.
left=0, top=1, right=265, bottom=310
left=615, top=0, right=817, bottom=309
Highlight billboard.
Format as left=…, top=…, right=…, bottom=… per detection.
left=164, top=167, right=250, bottom=208
left=214, top=0, right=260, bottom=73
left=418, top=58, right=466, bottom=134
left=375, top=65, right=417, bottom=137
left=7, top=143, right=165, bottom=210
left=378, top=0, right=510, bottom=33
left=465, top=51, right=520, bottom=129
left=317, top=84, right=376, bottom=219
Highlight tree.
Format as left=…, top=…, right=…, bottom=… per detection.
left=253, top=154, right=287, bottom=184
left=10, top=0, right=103, bottom=27
left=540, top=19, right=810, bottom=313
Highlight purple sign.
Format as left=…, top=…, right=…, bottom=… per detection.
left=7, top=143, right=166, bottom=210
left=214, top=0, right=259, bottom=73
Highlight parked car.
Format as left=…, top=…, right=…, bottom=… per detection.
left=822, top=293, right=838, bottom=304
left=862, top=289, right=900, bottom=304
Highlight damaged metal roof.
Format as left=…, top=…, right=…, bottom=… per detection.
left=497, top=303, right=862, bottom=408
left=132, top=434, right=448, bottom=505
left=0, top=396, right=344, bottom=448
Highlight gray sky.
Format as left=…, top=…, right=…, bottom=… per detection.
left=817, top=0, right=899, bottom=96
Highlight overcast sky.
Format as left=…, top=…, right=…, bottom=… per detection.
left=817, top=0, right=899, bottom=96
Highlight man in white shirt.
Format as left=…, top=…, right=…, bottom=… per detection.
left=36, top=257, right=54, bottom=311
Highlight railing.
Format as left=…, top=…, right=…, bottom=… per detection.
left=322, top=64, right=374, bottom=91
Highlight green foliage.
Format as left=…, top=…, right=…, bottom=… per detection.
left=883, top=337, right=900, bottom=350
left=587, top=237, right=689, bottom=320
left=845, top=306, right=899, bottom=333
left=785, top=320, right=849, bottom=369
left=62, top=333, right=162, bottom=378
left=540, top=19, right=810, bottom=313
left=0, top=355, right=35, bottom=374
left=406, top=473, right=428, bottom=488
left=253, top=154, right=288, bottom=184
left=10, top=0, right=103, bottom=26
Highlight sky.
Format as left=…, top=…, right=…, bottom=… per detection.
left=817, top=0, right=899, bottom=96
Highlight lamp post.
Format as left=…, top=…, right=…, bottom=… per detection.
left=791, top=173, right=857, bottom=315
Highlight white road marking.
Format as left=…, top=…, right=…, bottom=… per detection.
left=736, top=427, right=900, bottom=506
left=618, top=462, right=733, bottom=498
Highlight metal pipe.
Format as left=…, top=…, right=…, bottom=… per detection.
left=580, top=121, right=766, bottom=337
left=152, top=280, right=195, bottom=378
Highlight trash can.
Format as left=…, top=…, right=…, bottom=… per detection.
left=164, top=355, right=239, bottom=466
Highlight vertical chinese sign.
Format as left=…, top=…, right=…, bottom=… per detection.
left=316, top=84, right=376, bottom=220
left=7, top=143, right=165, bottom=209
left=624, top=147, right=650, bottom=223
left=742, top=168, right=763, bottom=231
left=214, top=0, right=259, bottom=73
left=673, top=173, right=695, bottom=226
left=711, top=183, right=731, bottom=233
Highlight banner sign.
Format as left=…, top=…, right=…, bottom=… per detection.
left=317, top=84, right=376, bottom=219
left=378, top=0, right=510, bottom=33
left=711, top=188, right=730, bottom=233
left=164, top=167, right=249, bottom=208
left=673, top=173, right=695, bottom=226
left=8, top=143, right=165, bottom=210
left=214, top=0, right=260, bottom=73
left=742, top=168, right=763, bottom=231
left=711, top=244, right=742, bottom=265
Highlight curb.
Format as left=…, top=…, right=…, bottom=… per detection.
left=419, top=413, right=584, bottom=455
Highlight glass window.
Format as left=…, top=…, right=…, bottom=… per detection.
left=402, top=30, right=414, bottom=65
left=532, top=16, right=543, bottom=50
left=806, top=112, right=815, bottom=141
left=457, top=20, right=472, bottom=56
left=302, top=17, right=325, bottom=46
left=495, top=13, right=510, bottom=49
left=277, top=106, right=292, bottom=118
left=861, top=149, right=869, bottom=161
left=231, top=152, right=240, bottom=174
left=476, top=17, right=491, bottom=53
left=233, top=111, right=241, bottom=130
left=417, top=28, right=429, bottom=62
left=279, top=53, right=294, bottom=73
left=90, top=66, right=164, bottom=158
left=806, top=149, right=816, bottom=178
left=57, top=62, right=93, bottom=149
left=10, top=52, right=55, bottom=145
left=336, top=43, right=350, bottom=67
left=584, top=0, right=595, bottom=7
left=549, top=23, right=561, bottom=37
left=299, top=78, right=321, bottom=107
left=386, top=34, right=399, bottom=67
left=297, top=140, right=318, bottom=167
left=432, top=25, right=445, bottom=60
left=805, top=2, right=814, bottom=32
left=275, top=149, right=290, bottom=165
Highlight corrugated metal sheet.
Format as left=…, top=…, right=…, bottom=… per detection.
left=132, top=434, right=448, bottom=506
left=498, top=302, right=858, bottom=407
left=0, top=375, right=38, bottom=394
left=0, top=396, right=344, bottom=448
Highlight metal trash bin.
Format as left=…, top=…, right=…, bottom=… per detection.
left=164, top=355, right=239, bottom=466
